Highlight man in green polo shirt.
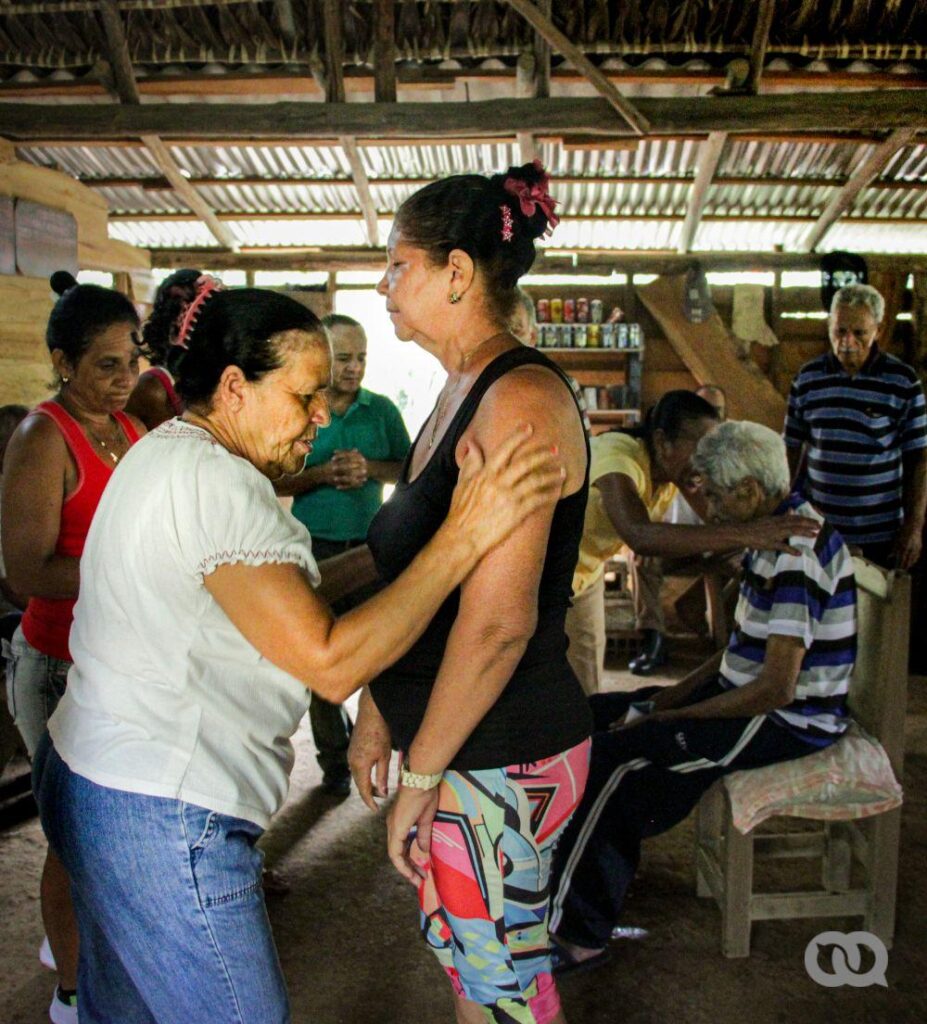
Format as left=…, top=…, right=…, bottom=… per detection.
left=281, top=313, right=411, bottom=795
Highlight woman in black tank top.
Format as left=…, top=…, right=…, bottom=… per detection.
left=349, top=164, right=592, bottom=1024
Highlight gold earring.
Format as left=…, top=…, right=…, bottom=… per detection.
left=449, top=291, right=460, bottom=304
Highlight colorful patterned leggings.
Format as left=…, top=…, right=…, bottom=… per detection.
left=413, top=740, right=590, bottom=1023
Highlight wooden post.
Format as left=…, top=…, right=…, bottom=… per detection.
left=745, top=0, right=777, bottom=95
left=677, top=132, right=727, bottom=253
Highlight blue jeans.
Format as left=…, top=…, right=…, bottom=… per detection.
left=3, top=625, right=70, bottom=757
left=33, top=735, right=290, bottom=1023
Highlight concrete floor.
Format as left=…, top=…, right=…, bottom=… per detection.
left=2, top=637, right=926, bottom=1023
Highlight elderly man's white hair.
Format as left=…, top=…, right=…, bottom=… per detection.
left=830, top=283, right=884, bottom=325
left=513, top=286, right=537, bottom=327
left=691, top=420, right=790, bottom=499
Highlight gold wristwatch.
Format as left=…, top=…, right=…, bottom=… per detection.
left=399, top=765, right=443, bottom=790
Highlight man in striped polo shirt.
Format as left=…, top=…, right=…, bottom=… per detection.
left=548, top=421, right=857, bottom=972
left=784, top=283, right=927, bottom=570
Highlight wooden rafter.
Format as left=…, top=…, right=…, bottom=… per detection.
left=138, top=136, right=237, bottom=249
left=677, top=131, right=728, bottom=253
left=2, top=94, right=923, bottom=141
left=322, top=0, right=345, bottom=104
left=98, top=0, right=141, bottom=104
left=500, top=0, right=649, bottom=135
left=95, top=0, right=236, bottom=251
left=745, top=0, right=777, bottom=95
left=372, top=0, right=396, bottom=103
left=534, top=0, right=552, bottom=101
left=339, top=136, right=380, bottom=248
left=802, top=128, right=919, bottom=252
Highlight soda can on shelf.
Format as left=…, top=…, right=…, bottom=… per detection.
left=628, top=323, right=643, bottom=348
left=576, top=297, right=589, bottom=323
left=573, top=324, right=587, bottom=348
left=601, top=323, right=615, bottom=348
left=590, top=298, right=604, bottom=324
left=554, top=324, right=571, bottom=348
left=536, top=298, right=550, bottom=323
left=587, top=323, right=601, bottom=347
left=550, top=298, right=563, bottom=323
left=563, top=298, right=576, bottom=323
left=616, top=323, right=629, bottom=349
left=536, top=324, right=549, bottom=348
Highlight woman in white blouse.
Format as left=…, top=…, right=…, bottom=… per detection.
left=33, top=282, right=563, bottom=1024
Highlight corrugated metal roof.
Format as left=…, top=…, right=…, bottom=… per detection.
left=16, top=132, right=927, bottom=254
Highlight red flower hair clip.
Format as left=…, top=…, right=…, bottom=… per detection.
left=502, top=159, right=560, bottom=237
left=172, top=274, right=223, bottom=350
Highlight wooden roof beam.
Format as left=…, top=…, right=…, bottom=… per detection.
left=149, top=248, right=927, bottom=276
left=372, top=0, right=397, bottom=103
left=96, top=0, right=236, bottom=252
left=98, top=1, right=141, bottom=104
left=501, top=0, right=649, bottom=135
left=3, top=94, right=923, bottom=141
left=339, top=136, right=380, bottom=248
left=678, top=132, right=728, bottom=253
left=745, top=0, right=777, bottom=95
left=802, top=128, right=919, bottom=252
left=322, top=0, right=346, bottom=105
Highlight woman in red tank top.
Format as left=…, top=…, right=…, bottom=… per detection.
left=126, top=268, right=200, bottom=430
left=1, top=270, right=145, bottom=1022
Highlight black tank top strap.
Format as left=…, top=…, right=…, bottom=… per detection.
left=443, top=344, right=588, bottom=457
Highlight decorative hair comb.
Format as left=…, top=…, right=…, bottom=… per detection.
left=500, top=203, right=514, bottom=242
left=172, top=274, right=223, bottom=349
left=502, top=159, right=560, bottom=237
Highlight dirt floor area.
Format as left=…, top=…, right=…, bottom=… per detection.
left=2, top=634, right=926, bottom=1023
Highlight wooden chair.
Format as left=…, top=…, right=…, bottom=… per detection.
left=694, top=558, right=910, bottom=957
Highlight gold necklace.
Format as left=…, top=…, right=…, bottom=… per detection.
left=85, top=420, right=122, bottom=464
left=426, top=332, right=507, bottom=450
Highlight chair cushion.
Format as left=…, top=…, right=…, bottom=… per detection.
left=723, top=722, right=903, bottom=834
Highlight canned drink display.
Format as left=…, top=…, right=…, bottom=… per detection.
left=601, top=323, right=615, bottom=348
left=617, top=323, right=629, bottom=349
left=590, top=299, right=604, bottom=324
left=573, top=324, right=587, bottom=348
left=576, top=297, right=589, bottom=323
left=587, top=323, right=601, bottom=347
left=536, top=298, right=550, bottom=323
left=628, top=323, right=643, bottom=347
left=563, top=298, right=576, bottom=323
left=550, top=298, right=563, bottom=323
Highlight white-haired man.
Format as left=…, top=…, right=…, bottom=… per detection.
left=548, top=421, right=857, bottom=972
left=785, top=283, right=927, bottom=569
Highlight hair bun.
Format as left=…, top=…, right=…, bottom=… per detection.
left=50, top=270, right=78, bottom=296
left=494, top=161, right=560, bottom=242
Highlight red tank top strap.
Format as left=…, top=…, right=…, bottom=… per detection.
left=142, top=366, right=184, bottom=416
left=32, top=401, right=98, bottom=464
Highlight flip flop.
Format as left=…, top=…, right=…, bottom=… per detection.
left=550, top=940, right=612, bottom=977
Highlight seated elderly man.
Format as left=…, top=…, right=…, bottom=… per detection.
left=547, top=420, right=857, bottom=972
